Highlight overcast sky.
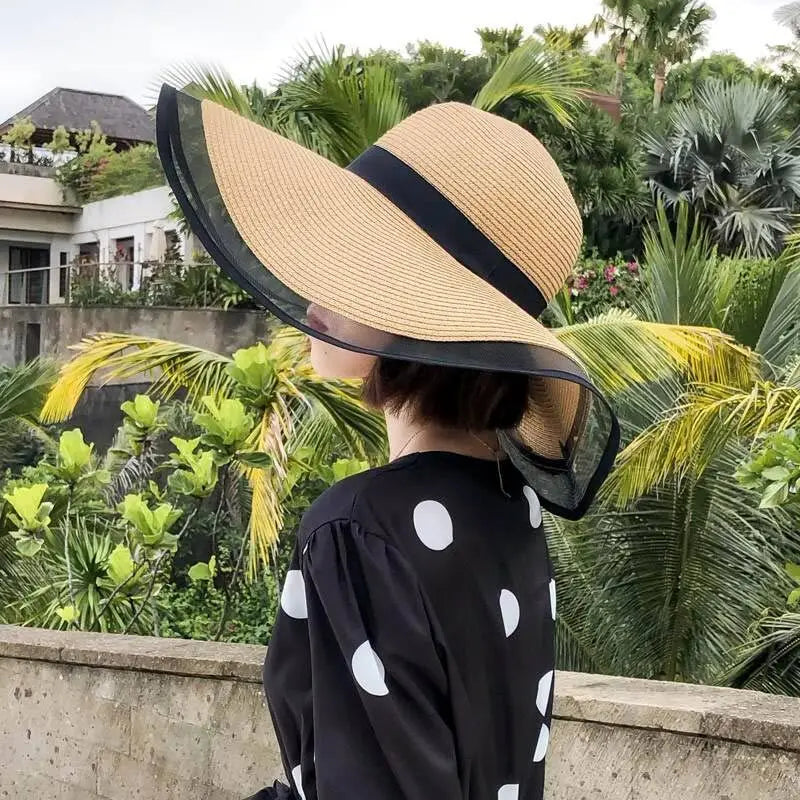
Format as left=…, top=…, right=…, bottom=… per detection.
left=2, top=0, right=794, bottom=121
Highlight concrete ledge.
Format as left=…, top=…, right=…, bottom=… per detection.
left=0, top=625, right=264, bottom=682
left=2, top=626, right=800, bottom=799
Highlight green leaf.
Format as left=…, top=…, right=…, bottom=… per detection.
left=194, top=396, right=254, bottom=449
left=118, top=493, right=182, bottom=548
left=785, top=562, right=800, bottom=584
left=107, top=544, right=135, bottom=585
left=56, top=605, right=78, bottom=623
left=120, top=394, right=160, bottom=428
left=188, top=562, right=212, bottom=581
left=331, top=458, right=369, bottom=482
left=236, top=451, right=272, bottom=469
left=228, top=343, right=275, bottom=392
left=58, top=429, right=93, bottom=480
left=760, top=481, right=790, bottom=509
left=762, top=465, right=791, bottom=481
left=788, top=588, right=800, bottom=608
left=13, top=534, right=43, bottom=557
left=3, top=484, right=51, bottom=532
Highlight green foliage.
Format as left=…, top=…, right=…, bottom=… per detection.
left=56, top=127, right=164, bottom=204
left=4, top=484, right=52, bottom=556
left=316, top=458, right=370, bottom=485
left=188, top=555, right=217, bottom=582
left=737, top=429, right=800, bottom=508
left=48, top=125, right=70, bottom=155
left=167, top=437, right=219, bottom=498
left=564, top=251, right=644, bottom=321
left=787, top=562, right=800, bottom=607
left=643, top=80, right=800, bottom=256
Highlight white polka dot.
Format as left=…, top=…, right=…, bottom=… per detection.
left=533, top=723, right=550, bottom=762
left=536, top=669, right=554, bottom=715
left=291, top=764, right=307, bottom=800
left=549, top=579, right=556, bottom=621
left=498, top=784, right=520, bottom=800
left=280, top=570, right=308, bottom=619
left=413, top=500, right=454, bottom=550
left=351, top=640, right=389, bottom=696
left=499, top=589, right=520, bottom=637
left=523, top=485, right=543, bottom=528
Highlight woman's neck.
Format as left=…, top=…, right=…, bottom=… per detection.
left=385, top=411, right=500, bottom=461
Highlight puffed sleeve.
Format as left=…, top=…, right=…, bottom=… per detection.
left=294, top=518, right=462, bottom=800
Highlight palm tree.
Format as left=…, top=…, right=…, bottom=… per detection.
left=168, top=37, right=585, bottom=155
left=776, top=2, right=800, bottom=37
left=636, top=0, right=715, bottom=109
left=40, top=328, right=385, bottom=573
left=643, top=80, right=800, bottom=257
left=592, top=0, right=643, bottom=98
left=551, top=205, right=800, bottom=687
left=533, top=24, right=591, bottom=54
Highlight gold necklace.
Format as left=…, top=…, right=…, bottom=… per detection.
left=392, top=429, right=511, bottom=498
left=393, top=428, right=427, bottom=460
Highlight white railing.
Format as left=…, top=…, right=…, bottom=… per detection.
left=0, top=260, right=241, bottom=309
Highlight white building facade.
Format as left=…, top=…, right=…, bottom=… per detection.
left=0, top=164, right=190, bottom=306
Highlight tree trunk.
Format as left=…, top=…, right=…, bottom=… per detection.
left=653, top=60, right=667, bottom=110
left=614, top=44, right=629, bottom=98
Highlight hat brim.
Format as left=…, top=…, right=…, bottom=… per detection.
left=156, top=85, right=619, bottom=519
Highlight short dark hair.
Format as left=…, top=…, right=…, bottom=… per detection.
left=362, top=359, right=529, bottom=431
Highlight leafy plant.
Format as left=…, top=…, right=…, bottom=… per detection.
left=737, top=429, right=800, bottom=508
left=3, top=484, right=52, bottom=556
left=643, top=80, right=800, bottom=256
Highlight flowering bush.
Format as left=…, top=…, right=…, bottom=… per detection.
left=567, top=251, right=644, bottom=321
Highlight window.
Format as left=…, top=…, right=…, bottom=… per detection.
left=8, top=246, right=50, bottom=305
left=58, top=251, right=69, bottom=298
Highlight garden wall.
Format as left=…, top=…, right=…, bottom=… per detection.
left=1, top=626, right=799, bottom=800
left=0, top=305, right=269, bottom=369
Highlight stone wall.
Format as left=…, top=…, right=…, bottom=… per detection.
left=0, top=305, right=269, bottom=371
left=1, top=626, right=799, bottom=800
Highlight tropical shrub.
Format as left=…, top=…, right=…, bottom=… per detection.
left=565, top=251, right=644, bottom=321
left=643, top=80, right=800, bottom=256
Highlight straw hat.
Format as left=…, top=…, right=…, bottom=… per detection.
left=156, top=85, right=619, bottom=519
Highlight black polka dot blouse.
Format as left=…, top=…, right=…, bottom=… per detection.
left=258, top=451, right=556, bottom=800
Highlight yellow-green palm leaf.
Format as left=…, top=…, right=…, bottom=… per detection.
left=553, top=309, right=758, bottom=395
left=605, top=382, right=800, bottom=505
left=40, top=327, right=385, bottom=573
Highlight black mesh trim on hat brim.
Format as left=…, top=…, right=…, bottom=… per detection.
left=155, top=84, right=620, bottom=519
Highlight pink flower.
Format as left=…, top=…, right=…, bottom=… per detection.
left=604, top=265, right=618, bottom=282
left=609, top=285, right=620, bottom=296
left=627, top=261, right=639, bottom=273
left=576, top=276, right=589, bottom=290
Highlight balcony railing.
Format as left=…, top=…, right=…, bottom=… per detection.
left=0, top=260, right=254, bottom=310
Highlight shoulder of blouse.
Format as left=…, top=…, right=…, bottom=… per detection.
left=296, top=454, right=423, bottom=550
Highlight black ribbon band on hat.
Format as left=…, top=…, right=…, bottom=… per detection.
left=347, top=145, right=548, bottom=318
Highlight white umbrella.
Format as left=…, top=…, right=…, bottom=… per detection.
left=147, top=225, right=168, bottom=262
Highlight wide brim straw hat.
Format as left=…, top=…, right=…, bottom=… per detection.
left=156, top=85, right=620, bottom=519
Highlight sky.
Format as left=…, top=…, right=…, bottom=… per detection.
left=1, top=0, right=794, bottom=122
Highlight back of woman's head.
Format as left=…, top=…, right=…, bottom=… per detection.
left=362, top=359, right=530, bottom=431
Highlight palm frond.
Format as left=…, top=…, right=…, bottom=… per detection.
left=159, top=63, right=262, bottom=120
left=635, top=202, right=722, bottom=326
left=41, top=333, right=236, bottom=423
left=472, top=41, right=583, bottom=124
left=553, top=442, right=799, bottom=683
left=276, top=46, right=408, bottom=165
left=0, top=359, right=57, bottom=423
left=721, top=611, right=800, bottom=695
left=605, top=382, right=800, bottom=504
left=554, top=310, right=756, bottom=395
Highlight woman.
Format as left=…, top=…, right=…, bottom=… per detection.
left=156, top=86, right=619, bottom=800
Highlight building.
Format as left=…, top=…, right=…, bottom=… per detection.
left=0, top=87, right=155, bottom=151
left=0, top=161, right=186, bottom=306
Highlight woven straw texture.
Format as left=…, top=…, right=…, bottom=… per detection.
left=200, top=98, right=585, bottom=459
